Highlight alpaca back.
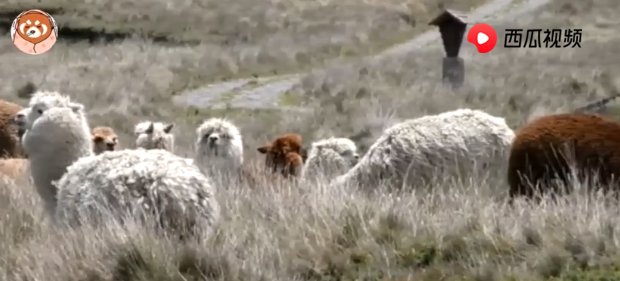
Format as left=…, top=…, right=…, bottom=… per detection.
left=335, top=109, right=515, bottom=189
left=55, top=149, right=220, bottom=237
left=508, top=113, right=620, bottom=199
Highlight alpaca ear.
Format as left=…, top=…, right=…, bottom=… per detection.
left=257, top=145, right=270, bottom=154
left=163, top=123, right=174, bottom=133
left=145, top=123, right=154, bottom=134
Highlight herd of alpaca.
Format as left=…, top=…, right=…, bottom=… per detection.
left=1, top=88, right=620, bottom=237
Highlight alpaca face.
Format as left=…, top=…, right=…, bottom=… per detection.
left=195, top=118, right=243, bottom=157
left=92, top=127, right=118, bottom=155
left=257, top=137, right=304, bottom=178
left=23, top=94, right=80, bottom=130
left=13, top=108, right=30, bottom=131
left=337, top=140, right=360, bottom=166
left=134, top=122, right=174, bottom=151
left=200, top=131, right=231, bottom=152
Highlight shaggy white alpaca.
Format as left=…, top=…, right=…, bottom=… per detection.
left=301, top=137, right=359, bottom=182
left=333, top=109, right=515, bottom=190
left=134, top=121, right=175, bottom=152
left=193, top=118, right=244, bottom=178
left=19, top=92, right=86, bottom=157
left=24, top=103, right=219, bottom=235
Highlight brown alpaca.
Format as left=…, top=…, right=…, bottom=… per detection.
left=257, top=133, right=307, bottom=178
left=0, top=100, right=26, bottom=159
left=92, top=126, right=119, bottom=155
left=508, top=113, right=620, bottom=199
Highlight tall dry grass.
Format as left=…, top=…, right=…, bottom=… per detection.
left=2, top=163, right=620, bottom=280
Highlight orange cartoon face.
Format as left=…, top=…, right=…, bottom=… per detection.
left=16, top=10, right=54, bottom=44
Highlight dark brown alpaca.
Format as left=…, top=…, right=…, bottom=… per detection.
left=508, top=113, right=620, bottom=199
left=257, top=133, right=306, bottom=178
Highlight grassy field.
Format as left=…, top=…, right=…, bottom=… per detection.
left=2, top=0, right=620, bottom=279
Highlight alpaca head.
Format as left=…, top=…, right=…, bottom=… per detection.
left=195, top=118, right=243, bottom=159
left=302, top=137, right=359, bottom=180
left=28, top=90, right=65, bottom=107
left=24, top=92, right=79, bottom=131
left=24, top=102, right=89, bottom=152
left=257, top=133, right=305, bottom=178
left=310, top=137, right=359, bottom=166
left=92, top=126, right=119, bottom=155
left=134, top=121, right=175, bottom=152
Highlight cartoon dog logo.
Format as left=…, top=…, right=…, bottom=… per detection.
left=10, top=9, right=58, bottom=55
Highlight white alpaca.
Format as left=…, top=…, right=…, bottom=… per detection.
left=333, top=109, right=515, bottom=190
left=134, top=121, right=175, bottom=153
left=301, top=137, right=359, bottom=182
left=24, top=101, right=219, bottom=235
left=193, top=118, right=244, bottom=179
left=19, top=92, right=87, bottom=157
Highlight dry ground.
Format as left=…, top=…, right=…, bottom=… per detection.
left=1, top=0, right=620, bottom=279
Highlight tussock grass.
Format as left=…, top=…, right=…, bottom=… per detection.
left=3, top=168, right=620, bottom=280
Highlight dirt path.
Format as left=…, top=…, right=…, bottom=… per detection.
left=173, top=0, right=552, bottom=110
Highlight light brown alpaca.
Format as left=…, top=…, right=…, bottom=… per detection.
left=92, top=126, right=119, bottom=155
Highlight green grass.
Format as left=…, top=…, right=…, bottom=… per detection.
left=277, top=91, right=308, bottom=106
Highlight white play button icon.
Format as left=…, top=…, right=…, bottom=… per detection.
left=477, top=33, right=489, bottom=44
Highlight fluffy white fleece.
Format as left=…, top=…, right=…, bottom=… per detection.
left=25, top=104, right=219, bottom=236
left=333, top=108, right=515, bottom=190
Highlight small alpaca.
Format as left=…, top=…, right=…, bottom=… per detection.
left=193, top=118, right=243, bottom=178
left=257, top=133, right=306, bottom=178
left=134, top=121, right=175, bottom=152
left=23, top=96, right=219, bottom=237
left=92, top=126, right=119, bottom=155
left=301, top=137, right=359, bottom=182
left=333, top=109, right=515, bottom=190
left=508, top=113, right=620, bottom=199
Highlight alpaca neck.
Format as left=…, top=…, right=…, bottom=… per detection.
left=194, top=147, right=243, bottom=178
left=30, top=152, right=83, bottom=217
left=27, top=122, right=94, bottom=218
